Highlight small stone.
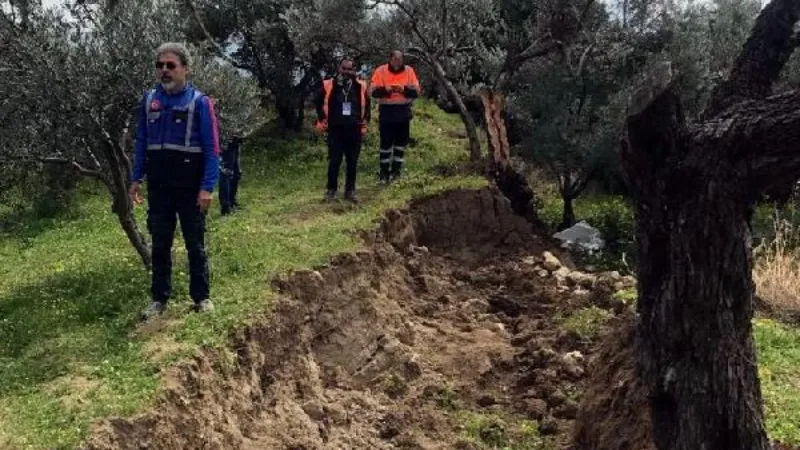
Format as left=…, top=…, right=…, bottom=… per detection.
left=609, top=271, right=622, bottom=281
left=554, top=267, right=571, bottom=280
left=537, top=270, right=549, bottom=278
left=522, top=256, right=538, bottom=266
left=561, top=351, right=585, bottom=378
left=542, top=251, right=562, bottom=271
left=302, top=401, right=326, bottom=421
left=463, top=297, right=489, bottom=314
left=493, top=323, right=506, bottom=333
left=573, top=287, right=590, bottom=296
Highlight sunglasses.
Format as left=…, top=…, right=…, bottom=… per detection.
left=155, top=61, right=178, bottom=70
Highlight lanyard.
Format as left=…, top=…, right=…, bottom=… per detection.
left=341, top=80, right=353, bottom=103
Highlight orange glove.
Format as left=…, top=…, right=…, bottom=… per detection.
left=314, top=119, right=328, bottom=133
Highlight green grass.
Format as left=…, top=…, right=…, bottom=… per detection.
left=559, top=306, right=612, bottom=340
left=755, top=318, right=800, bottom=445
left=0, top=100, right=485, bottom=449
left=459, top=411, right=551, bottom=450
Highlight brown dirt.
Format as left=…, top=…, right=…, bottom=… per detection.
left=83, top=187, right=631, bottom=450
left=571, top=318, right=653, bottom=450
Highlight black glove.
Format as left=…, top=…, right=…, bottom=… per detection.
left=371, top=87, right=390, bottom=98
left=403, top=86, right=419, bottom=98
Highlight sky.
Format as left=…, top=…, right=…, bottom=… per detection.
left=42, top=0, right=62, bottom=9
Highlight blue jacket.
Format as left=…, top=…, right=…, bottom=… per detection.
left=131, top=83, right=220, bottom=192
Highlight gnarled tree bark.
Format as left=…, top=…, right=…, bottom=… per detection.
left=622, top=0, right=800, bottom=448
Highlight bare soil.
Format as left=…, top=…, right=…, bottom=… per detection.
left=83, top=187, right=634, bottom=450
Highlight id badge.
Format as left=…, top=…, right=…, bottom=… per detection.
left=342, top=102, right=352, bottom=116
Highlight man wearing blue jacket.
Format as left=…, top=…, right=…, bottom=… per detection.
left=129, top=42, right=221, bottom=320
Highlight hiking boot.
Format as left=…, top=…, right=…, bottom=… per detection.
left=192, top=299, right=215, bottom=313
left=344, top=191, right=359, bottom=203
left=140, top=301, right=166, bottom=321
left=324, top=190, right=337, bottom=202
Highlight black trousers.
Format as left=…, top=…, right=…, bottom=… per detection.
left=219, top=170, right=241, bottom=213
left=147, top=186, right=209, bottom=304
left=379, top=119, right=411, bottom=179
left=219, top=147, right=241, bottom=214
left=327, top=125, right=362, bottom=193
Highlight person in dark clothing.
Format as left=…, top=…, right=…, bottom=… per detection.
left=369, top=50, right=421, bottom=183
left=315, top=57, right=371, bottom=202
left=219, top=131, right=244, bottom=215
left=129, top=42, right=220, bottom=320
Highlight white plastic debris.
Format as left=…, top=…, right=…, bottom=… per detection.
left=553, top=221, right=605, bottom=254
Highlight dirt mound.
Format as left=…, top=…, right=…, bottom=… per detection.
left=84, top=187, right=630, bottom=450
left=571, top=318, right=653, bottom=450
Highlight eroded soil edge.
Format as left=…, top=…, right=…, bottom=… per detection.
left=85, top=187, right=633, bottom=450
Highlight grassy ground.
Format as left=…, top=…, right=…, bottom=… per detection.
left=0, top=100, right=485, bottom=449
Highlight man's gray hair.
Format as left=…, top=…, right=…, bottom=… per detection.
left=156, top=42, right=192, bottom=67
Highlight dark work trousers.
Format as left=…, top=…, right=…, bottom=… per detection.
left=378, top=119, right=411, bottom=180
left=219, top=170, right=241, bottom=214
left=219, top=146, right=242, bottom=214
left=327, top=125, right=363, bottom=193
left=147, top=186, right=210, bottom=304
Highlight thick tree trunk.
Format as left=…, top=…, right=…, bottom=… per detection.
left=623, top=64, right=771, bottom=450
left=619, top=2, right=800, bottom=446
left=429, top=58, right=482, bottom=161
left=559, top=194, right=575, bottom=231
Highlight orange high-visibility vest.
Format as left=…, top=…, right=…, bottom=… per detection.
left=318, top=78, right=368, bottom=132
left=369, top=64, right=421, bottom=105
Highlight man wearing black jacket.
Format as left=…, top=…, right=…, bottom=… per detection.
left=315, top=57, right=371, bottom=202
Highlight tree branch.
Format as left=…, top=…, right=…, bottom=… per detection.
left=689, top=89, right=800, bottom=194
left=40, top=156, right=109, bottom=185
left=185, top=0, right=240, bottom=67
left=702, top=0, right=800, bottom=119
left=376, top=0, right=435, bottom=52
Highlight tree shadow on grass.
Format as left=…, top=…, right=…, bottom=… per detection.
left=0, top=259, right=148, bottom=396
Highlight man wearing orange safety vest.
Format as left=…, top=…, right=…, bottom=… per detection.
left=315, top=57, right=371, bottom=203
left=370, top=50, right=421, bottom=183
